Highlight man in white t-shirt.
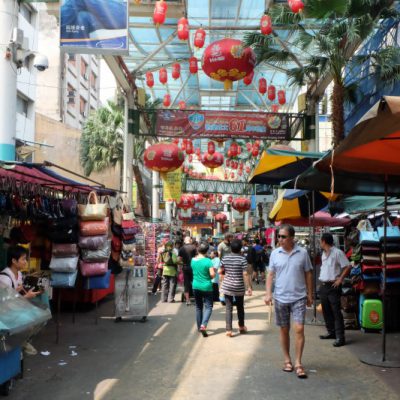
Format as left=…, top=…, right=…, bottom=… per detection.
left=319, top=233, right=351, bottom=347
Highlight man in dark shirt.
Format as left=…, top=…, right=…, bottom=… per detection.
left=178, top=236, right=197, bottom=305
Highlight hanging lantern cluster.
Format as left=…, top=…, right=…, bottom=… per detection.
left=153, top=0, right=168, bottom=26
left=144, top=142, right=184, bottom=176
left=260, top=14, right=272, bottom=35
left=202, top=38, right=256, bottom=90
left=232, top=197, right=251, bottom=213
left=289, top=0, right=305, bottom=13
left=177, top=17, right=189, bottom=40
left=194, top=28, right=206, bottom=49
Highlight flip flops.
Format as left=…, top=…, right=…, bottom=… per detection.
left=294, top=365, right=308, bottom=379
left=282, top=362, right=294, bottom=372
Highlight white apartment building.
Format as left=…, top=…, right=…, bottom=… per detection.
left=15, top=2, right=39, bottom=159
left=36, top=8, right=101, bottom=130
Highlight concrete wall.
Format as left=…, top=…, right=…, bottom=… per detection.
left=35, top=113, right=120, bottom=190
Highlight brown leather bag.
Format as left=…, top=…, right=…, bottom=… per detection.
left=52, top=243, right=79, bottom=258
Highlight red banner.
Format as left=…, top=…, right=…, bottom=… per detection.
left=155, top=110, right=289, bottom=140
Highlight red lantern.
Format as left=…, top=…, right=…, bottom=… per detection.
left=289, top=0, right=304, bottom=13
left=153, top=0, right=168, bottom=25
left=202, top=38, right=256, bottom=90
left=159, top=67, right=168, bottom=84
left=218, top=194, right=223, bottom=202
left=201, top=152, right=224, bottom=171
left=215, top=213, right=227, bottom=223
left=193, top=194, right=204, bottom=203
left=245, top=165, right=251, bottom=174
left=224, top=172, right=228, bottom=180
left=228, top=195, right=233, bottom=204
left=230, top=172, right=235, bottom=179
left=172, top=137, right=179, bottom=144
left=194, top=28, right=206, bottom=49
left=163, top=94, right=171, bottom=107
left=243, top=70, right=254, bottom=86
left=278, top=90, right=286, bottom=105
left=144, top=142, right=184, bottom=175
left=146, top=71, right=154, bottom=88
left=252, top=148, right=259, bottom=157
left=207, top=141, right=215, bottom=155
left=186, top=140, right=194, bottom=155
left=178, top=194, right=195, bottom=210
left=232, top=197, right=251, bottom=213
left=188, top=155, right=193, bottom=163
left=177, top=17, right=189, bottom=40
left=172, top=63, right=181, bottom=80
left=237, top=146, right=242, bottom=155
left=268, top=85, right=276, bottom=101
left=226, top=159, right=231, bottom=167
left=179, top=100, right=186, bottom=110
left=259, top=78, right=267, bottom=95
left=189, top=57, right=198, bottom=74
left=254, top=139, right=261, bottom=147
left=238, top=170, right=243, bottom=177
left=195, top=147, right=201, bottom=157
left=246, top=142, right=252, bottom=151
left=230, top=142, right=238, bottom=157
left=261, top=14, right=272, bottom=35
left=271, top=104, right=280, bottom=113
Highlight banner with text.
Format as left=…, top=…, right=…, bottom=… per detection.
left=155, top=110, right=289, bottom=140
left=60, top=0, right=128, bottom=55
left=163, top=170, right=182, bottom=202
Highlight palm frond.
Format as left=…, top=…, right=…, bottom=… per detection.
left=292, top=27, right=316, bottom=51
left=243, top=32, right=275, bottom=48
left=255, top=48, right=294, bottom=67
left=304, top=0, right=348, bottom=18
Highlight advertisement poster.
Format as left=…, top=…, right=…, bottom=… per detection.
left=163, top=170, right=182, bottom=202
left=155, top=110, right=289, bottom=140
left=60, top=0, right=128, bottom=54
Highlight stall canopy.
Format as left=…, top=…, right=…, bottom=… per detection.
left=0, top=161, right=117, bottom=195
left=277, top=211, right=351, bottom=227
left=316, top=96, right=400, bottom=175
left=249, top=148, right=323, bottom=185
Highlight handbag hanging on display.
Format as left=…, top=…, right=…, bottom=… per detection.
left=83, top=270, right=112, bottom=290
left=112, top=196, right=126, bottom=226
left=78, top=234, right=108, bottom=250
left=51, top=270, right=78, bottom=288
left=79, top=260, right=108, bottom=277
left=52, top=243, right=79, bottom=258
left=79, top=217, right=109, bottom=236
left=49, top=255, right=79, bottom=272
left=377, top=219, right=400, bottom=242
left=78, top=191, right=108, bottom=221
left=81, top=240, right=111, bottom=262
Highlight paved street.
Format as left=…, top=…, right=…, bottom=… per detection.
left=12, top=288, right=400, bottom=400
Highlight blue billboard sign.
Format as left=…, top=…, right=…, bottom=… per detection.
left=60, top=0, right=128, bottom=55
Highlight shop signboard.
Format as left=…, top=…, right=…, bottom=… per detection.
left=163, top=169, right=182, bottom=202
left=155, top=110, right=289, bottom=140
left=194, top=203, right=224, bottom=212
left=60, top=0, right=129, bottom=55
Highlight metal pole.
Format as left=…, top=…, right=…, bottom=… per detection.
left=123, top=95, right=134, bottom=205
left=152, top=171, right=160, bottom=221
left=382, top=174, right=388, bottom=362
left=0, top=0, right=18, bottom=160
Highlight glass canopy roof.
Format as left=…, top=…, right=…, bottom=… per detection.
left=124, top=0, right=304, bottom=111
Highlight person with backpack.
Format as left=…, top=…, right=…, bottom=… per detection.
left=161, top=241, right=179, bottom=303
left=253, top=239, right=267, bottom=284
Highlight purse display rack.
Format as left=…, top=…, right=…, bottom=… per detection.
left=143, top=223, right=157, bottom=283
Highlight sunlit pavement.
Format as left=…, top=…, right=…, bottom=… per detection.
left=14, top=287, right=400, bottom=400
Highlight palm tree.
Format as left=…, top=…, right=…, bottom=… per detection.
left=244, top=0, right=400, bottom=147
left=80, top=96, right=161, bottom=218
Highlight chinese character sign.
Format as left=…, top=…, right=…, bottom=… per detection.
left=163, top=170, right=182, bottom=202
left=60, top=0, right=128, bottom=55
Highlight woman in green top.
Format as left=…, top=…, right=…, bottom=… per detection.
left=191, top=242, right=215, bottom=337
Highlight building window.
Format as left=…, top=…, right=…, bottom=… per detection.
left=67, top=84, right=76, bottom=106
left=16, top=95, right=29, bottom=117
left=81, top=59, right=88, bottom=80
left=90, top=72, right=97, bottom=89
left=80, top=96, right=87, bottom=116
left=68, top=53, right=76, bottom=65
left=20, top=4, right=32, bottom=24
